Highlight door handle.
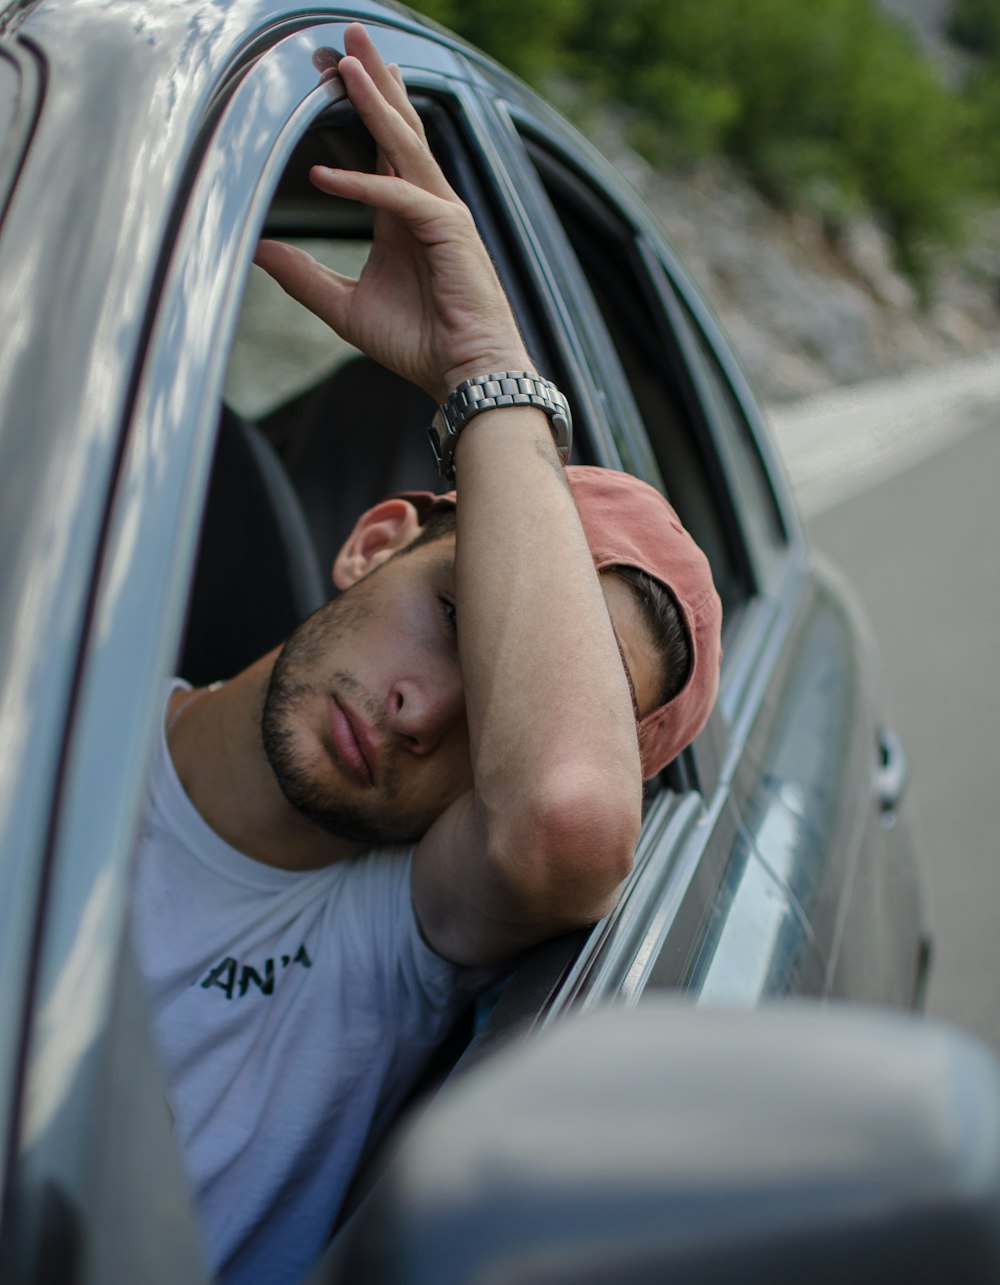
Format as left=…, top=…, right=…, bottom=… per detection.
left=875, top=726, right=908, bottom=824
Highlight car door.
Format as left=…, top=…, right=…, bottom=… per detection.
left=451, top=72, right=925, bottom=1018
left=447, top=88, right=817, bottom=1015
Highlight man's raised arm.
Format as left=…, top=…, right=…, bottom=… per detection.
left=255, top=24, right=643, bottom=965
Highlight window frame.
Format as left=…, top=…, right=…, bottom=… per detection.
left=502, top=110, right=786, bottom=609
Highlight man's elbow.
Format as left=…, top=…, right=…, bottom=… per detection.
left=491, top=767, right=642, bottom=919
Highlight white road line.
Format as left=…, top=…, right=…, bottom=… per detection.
left=766, top=351, right=1000, bottom=517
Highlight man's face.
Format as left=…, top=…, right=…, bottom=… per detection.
left=261, top=533, right=663, bottom=849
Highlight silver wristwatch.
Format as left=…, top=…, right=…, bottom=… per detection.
left=428, top=371, right=572, bottom=481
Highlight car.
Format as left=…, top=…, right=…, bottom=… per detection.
left=0, top=0, right=934, bottom=1280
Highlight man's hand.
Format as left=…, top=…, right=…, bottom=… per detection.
left=255, top=23, right=530, bottom=402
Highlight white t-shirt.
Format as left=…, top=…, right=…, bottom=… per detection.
left=130, top=686, right=490, bottom=1284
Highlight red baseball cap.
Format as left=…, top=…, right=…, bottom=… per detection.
left=403, top=465, right=722, bottom=778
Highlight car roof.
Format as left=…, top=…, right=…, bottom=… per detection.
left=4, top=0, right=483, bottom=79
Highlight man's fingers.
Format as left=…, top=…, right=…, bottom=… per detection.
left=254, top=239, right=353, bottom=329
left=385, top=62, right=429, bottom=142
left=337, top=57, right=442, bottom=191
left=336, top=49, right=451, bottom=200
left=342, top=24, right=424, bottom=137
left=309, top=165, right=463, bottom=239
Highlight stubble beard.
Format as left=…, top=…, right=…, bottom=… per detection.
left=260, top=595, right=413, bottom=850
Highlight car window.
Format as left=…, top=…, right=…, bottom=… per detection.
left=667, top=283, right=788, bottom=561
left=513, top=129, right=754, bottom=628
left=219, top=93, right=558, bottom=506
left=175, top=68, right=723, bottom=1266
left=225, top=239, right=368, bottom=419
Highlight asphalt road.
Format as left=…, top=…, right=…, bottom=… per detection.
left=772, top=386, right=1000, bottom=1051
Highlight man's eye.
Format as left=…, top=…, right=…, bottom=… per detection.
left=438, top=595, right=457, bottom=633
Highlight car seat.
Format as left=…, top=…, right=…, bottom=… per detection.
left=179, top=405, right=329, bottom=686
left=260, top=355, right=442, bottom=576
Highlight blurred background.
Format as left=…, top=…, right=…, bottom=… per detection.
left=409, top=0, right=1000, bottom=1048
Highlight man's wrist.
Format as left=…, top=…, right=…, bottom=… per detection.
left=438, top=349, right=535, bottom=402
left=429, top=371, right=572, bottom=481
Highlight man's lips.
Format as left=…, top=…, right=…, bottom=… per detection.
left=329, top=697, right=379, bottom=787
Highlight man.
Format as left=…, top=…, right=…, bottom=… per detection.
left=131, top=23, right=722, bottom=1285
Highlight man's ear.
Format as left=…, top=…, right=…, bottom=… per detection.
left=332, top=499, right=423, bottom=589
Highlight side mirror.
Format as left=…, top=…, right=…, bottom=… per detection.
left=324, top=1002, right=1000, bottom=1284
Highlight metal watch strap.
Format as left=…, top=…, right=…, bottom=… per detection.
left=428, top=371, right=572, bottom=481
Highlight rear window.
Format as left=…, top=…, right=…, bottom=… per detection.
left=517, top=130, right=753, bottom=622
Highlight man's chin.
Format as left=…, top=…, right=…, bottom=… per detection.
left=307, top=807, right=418, bottom=851
left=273, top=771, right=416, bottom=849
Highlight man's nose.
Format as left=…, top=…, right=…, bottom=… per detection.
left=386, top=672, right=464, bottom=754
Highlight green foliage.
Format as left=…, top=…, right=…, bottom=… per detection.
left=566, top=0, right=969, bottom=276
left=948, top=0, right=1000, bottom=55
left=409, top=0, right=993, bottom=282
left=416, top=0, right=582, bottom=82
left=949, top=0, right=1000, bottom=197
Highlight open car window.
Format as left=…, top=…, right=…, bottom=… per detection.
left=224, top=238, right=370, bottom=421
left=512, top=127, right=757, bottom=630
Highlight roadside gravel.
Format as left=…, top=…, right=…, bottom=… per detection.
left=766, top=349, right=1000, bottom=517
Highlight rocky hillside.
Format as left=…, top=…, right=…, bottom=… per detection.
left=570, top=0, right=1000, bottom=406
left=642, top=159, right=1000, bottom=404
